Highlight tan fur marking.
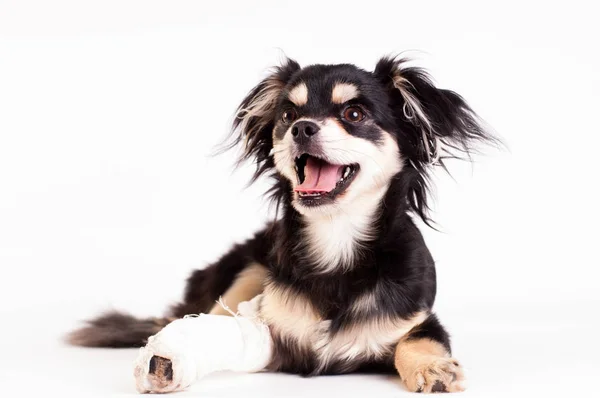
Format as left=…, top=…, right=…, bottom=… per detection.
left=260, top=283, right=323, bottom=342
left=288, top=82, right=308, bottom=106
left=331, top=83, right=359, bottom=104
left=209, top=262, right=268, bottom=316
left=350, top=290, right=377, bottom=315
left=395, top=337, right=465, bottom=393
left=316, top=312, right=427, bottom=369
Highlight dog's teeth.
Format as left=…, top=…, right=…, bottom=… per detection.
left=299, top=192, right=321, bottom=197
left=343, top=166, right=350, bottom=179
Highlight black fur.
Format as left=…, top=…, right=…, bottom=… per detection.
left=66, top=311, right=166, bottom=348
left=68, top=229, right=273, bottom=348
left=228, top=59, right=301, bottom=183
left=169, top=227, right=272, bottom=317
left=231, top=56, right=492, bottom=374
left=405, top=313, right=453, bottom=354
left=267, top=332, right=319, bottom=376
left=225, top=57, right=497, bottom=224
left=263, top=178, right=438, bottom=374
left=69, top=55, right=495, bottom=384
left=374, top=56, right=498, bottom=225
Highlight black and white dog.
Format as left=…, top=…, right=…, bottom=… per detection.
left=69, top=56, right=495, bottom=394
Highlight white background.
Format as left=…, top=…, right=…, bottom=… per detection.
left=1, top=0, right=599, bottom=397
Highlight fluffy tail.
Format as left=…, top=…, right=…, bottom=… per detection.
left=67, top=311, right=171, bottom=348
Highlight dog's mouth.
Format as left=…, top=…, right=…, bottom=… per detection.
left=293, top=154, right=359, bottom=205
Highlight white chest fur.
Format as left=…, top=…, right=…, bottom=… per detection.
left=302, top=187, right=387, bottom=273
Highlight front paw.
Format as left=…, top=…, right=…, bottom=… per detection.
left=141, top=356, right=174, bottom=392
left=404, top=357, right=465, bottom=393
left=133, top=322, right=198, bottom=393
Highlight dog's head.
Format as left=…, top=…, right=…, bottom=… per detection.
left=231, top=57, right=493, bottom=222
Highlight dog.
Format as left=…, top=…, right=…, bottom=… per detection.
left=69, top=55, right=495, bottom=394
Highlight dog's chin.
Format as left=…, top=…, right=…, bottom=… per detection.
left=292, top=191, right=353, bottom=216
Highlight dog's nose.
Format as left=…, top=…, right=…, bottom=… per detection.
left=291, top=121, right=320, bottom=143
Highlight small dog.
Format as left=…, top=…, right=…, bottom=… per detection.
left=69, top=55, right=495, bottom=394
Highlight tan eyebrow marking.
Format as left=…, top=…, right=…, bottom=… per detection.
left=288, top=82, right=308, bottom=106
left=331, top=83, right=359, bottom=104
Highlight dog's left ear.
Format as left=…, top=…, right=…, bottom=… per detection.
left=230, top=58, right=301, bottom=181
left=374, top=57, right=495, bottom=165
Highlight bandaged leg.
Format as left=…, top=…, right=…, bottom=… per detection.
left=133, top=299, right=272, bottom=393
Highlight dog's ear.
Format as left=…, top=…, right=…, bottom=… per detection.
left=374, top=56, right=498, bottom=227
left=229, top=58, right=301, bottom=181
left=374, top=56, right=495, bottom=165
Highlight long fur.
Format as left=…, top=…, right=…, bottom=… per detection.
left=374, top=56, right=498, bottom=225
left=230, top=56, right=497, bottom=225
left=69, top=55, right=496, bottom=390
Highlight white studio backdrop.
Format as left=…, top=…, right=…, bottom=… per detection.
left=0, top=1, right=599, bottom=396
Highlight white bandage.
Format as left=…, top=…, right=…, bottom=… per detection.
left=134, top=298, right=272, bottom=393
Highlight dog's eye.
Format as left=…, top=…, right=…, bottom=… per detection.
left=282, top=109, right=298, bottom=124
left=343, top=107, right=365, bottom=122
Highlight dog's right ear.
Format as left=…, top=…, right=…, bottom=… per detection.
left=374, top=56, right=497, bottom=165
left=229, top=58, right=301, bottom=180
left=374, top=56, right=500, bottom=226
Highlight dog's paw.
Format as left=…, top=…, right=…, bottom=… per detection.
left=404, top=357, right=465, bottom=393
left=133, top=324, right=198, bottom=393
left=143, top=356, right=174, bottom=391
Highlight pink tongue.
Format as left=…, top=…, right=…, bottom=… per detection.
left=295, top=157, right=343, bottom=193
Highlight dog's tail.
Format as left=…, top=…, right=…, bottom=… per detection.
left=66, top=312, right=172, bottom=348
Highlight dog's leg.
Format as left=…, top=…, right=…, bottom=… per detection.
left=169, top=229, right=272, bottom=319
left=133, top=297, right=271, bottom=394
left=394, top=314, right=465, bottom=393
left=208, top=262, right=268, bottom=315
